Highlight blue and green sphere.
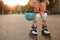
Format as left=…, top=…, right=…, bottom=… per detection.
left=24, top=12, right=36, bottom=21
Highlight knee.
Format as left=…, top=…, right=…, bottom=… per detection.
left=41, top=12, right=48, bottom=22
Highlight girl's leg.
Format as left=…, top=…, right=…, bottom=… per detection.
left=31, top=16, right=37, bottom=34
left=40, top=11, right=50, bottom=34
left=30, top=2, right=40, bottom=34
left=40, top=2, right=50, bottom=34
left=40, top=11, right=48, bottom=28
left=34, top=3, right=40, bottom=13
left=39, top=2, right=47, bottom=28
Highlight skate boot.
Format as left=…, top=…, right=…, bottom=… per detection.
left=29, top=24, right=37, bottom=38
left=41, top=28, right=50, bottom=36
left=31, top=24, right=37, bottom=36
left=41, top=26, right=51, bottom=40
left=41, top=24, right=50, bottom=36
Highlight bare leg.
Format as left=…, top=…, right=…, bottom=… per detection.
left=40, top=11, right=50, bottom=35
left=40, top=11, right=48, bottom=28
left=31, top=16, right=37, bottom=34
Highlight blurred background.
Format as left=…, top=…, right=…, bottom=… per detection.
left=0, top=0, right=60, bottom=15
left=0, top=0, right=60, bottom=40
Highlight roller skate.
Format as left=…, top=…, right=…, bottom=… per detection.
left=41, top=25, right=51, bottom=40
left=29, top=25, right=38, bottom=40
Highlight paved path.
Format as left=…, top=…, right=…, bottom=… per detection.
left=0, top=14, right=60, bottom=40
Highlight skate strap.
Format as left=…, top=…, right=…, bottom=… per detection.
left=44, top=30, right=50, bottom=34
left=32, top=31, right=37, bottom=34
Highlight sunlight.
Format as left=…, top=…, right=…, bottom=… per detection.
left=2, top=0, right=29, bottom=6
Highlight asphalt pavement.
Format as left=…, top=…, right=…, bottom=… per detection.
left=0, top=14, right=60, bottom=40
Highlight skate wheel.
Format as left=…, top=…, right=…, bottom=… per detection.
left=41, top=31, right=51, bottom=40
left=29, top=33, right=37, bottom=40
left=29, top=33, right=35, bottom=39
left=46, top=35, right=51, bottom=40
left=33, top=35, right=37, bottom=40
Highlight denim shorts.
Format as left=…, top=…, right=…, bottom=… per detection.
left=34, top=0, right=46, bottom=3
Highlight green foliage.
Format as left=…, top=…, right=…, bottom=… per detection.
left=23, top=3, right=34, bottom=12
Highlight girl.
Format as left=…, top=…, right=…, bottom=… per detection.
left=30, top=0, right=50, bottom=35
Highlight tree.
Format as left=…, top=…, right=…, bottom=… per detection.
left=0, top=1, right=4, bottom=14
left=47, top=0, right=56, bottom=10
left=3, top=5, right=10, bottom=14
left=23, top=1, right=34, bottom=13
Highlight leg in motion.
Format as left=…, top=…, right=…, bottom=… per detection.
left=39, top=1, right=50, bottom=35
left=31, top=18, right=37, bottom=35
left=40, top=11, right=50, bottom=35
